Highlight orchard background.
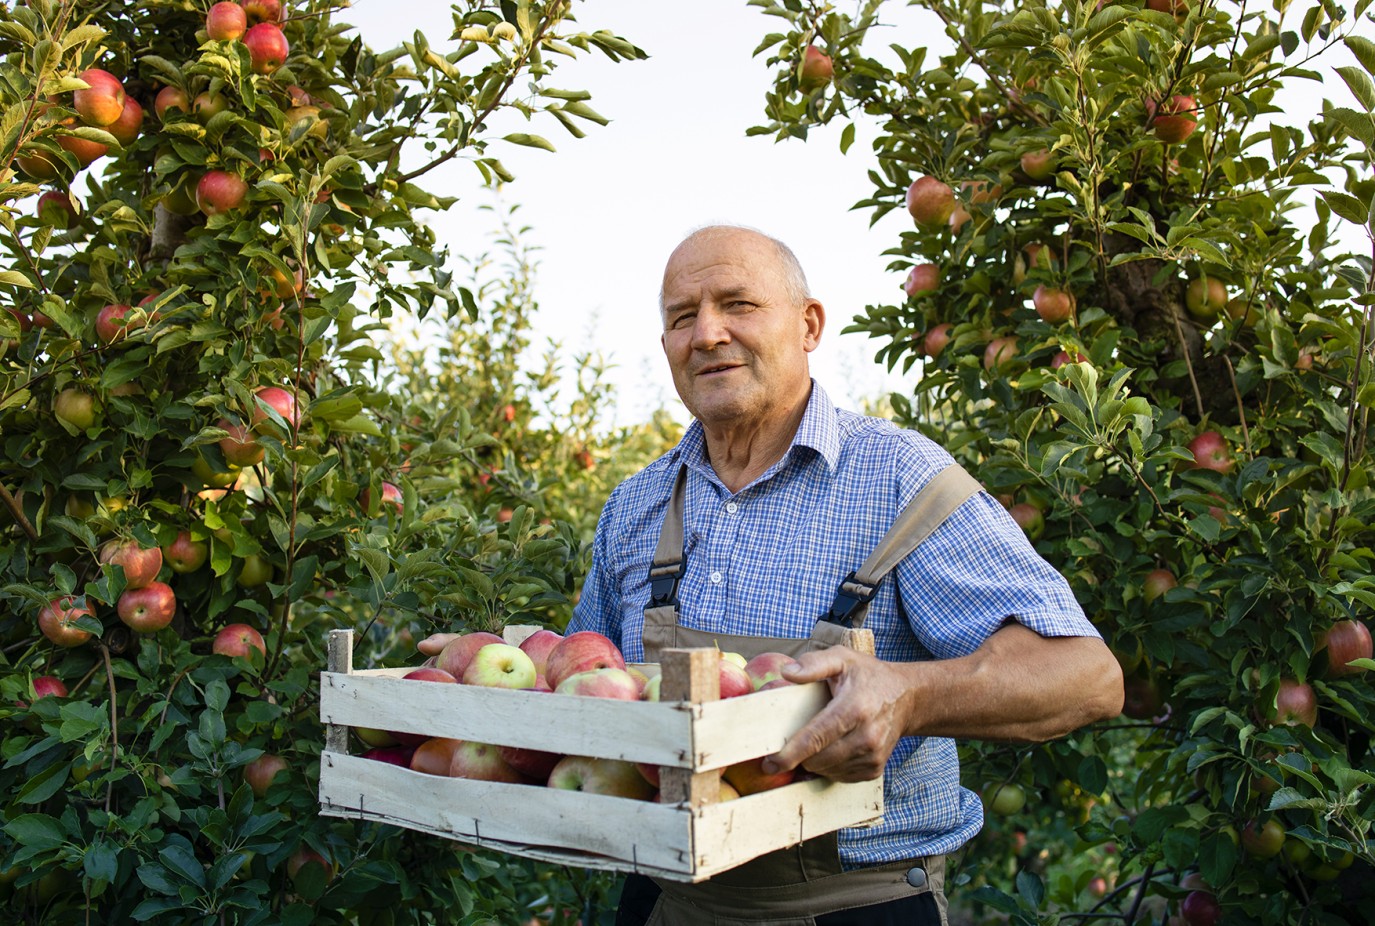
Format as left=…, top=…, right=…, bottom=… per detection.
left=1, top=2, right=1372, bottom=926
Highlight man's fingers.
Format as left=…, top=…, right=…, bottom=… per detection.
left=416, top=632, right=460, bottom=656
left=780, top=646, right=849, bottom=683
left=763, top=700, right=857, bottom=774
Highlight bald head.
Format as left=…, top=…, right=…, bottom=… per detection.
left=660, top=225, right=811, bottom=319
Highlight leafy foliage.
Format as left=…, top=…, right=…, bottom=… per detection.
left=747, top=0, right=1374, bottom=922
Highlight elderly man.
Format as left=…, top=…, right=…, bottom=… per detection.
left=566, top=225, right=1123, bottom=926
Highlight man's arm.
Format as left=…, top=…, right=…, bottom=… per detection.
left=762, top=622, right=1124, bottom=782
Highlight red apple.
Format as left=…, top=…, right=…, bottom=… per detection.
left=243, top=0, right=283, bottom=24
left=984, top=335, right=1019, bottom=372
left=1142, top=568, right=1177, bottom=603
left=117, top=581, right=176, bottom=632
left=544, top=631, right=626, bottom=690
left=1187, top=431, right=1233, bottom=474
left=218, top=418, right=264, bottom=467
left=1181, top=890, right=1220, bottom=926
left=547, top=755, right=656, bottom=799
left=905, top=175, right=955, bottom=229
left=251, top=385, right=301, bottom=431
left=1320, top=620, right=1371, bottom=677
left=95, top=303, right=137, bottom=343
left=904, top=264, right=940, bottom=298
left=798, top=45, right=833, bottom=91
left=434, top=631, right=504, bottom=680
left=498, top=743, right=565, bottom=781
left=1264, top=678, right=1317, bottom=727
left=1051, top=349, right=1084, bottom=369
left=162, top=531, right=209, bottom=573
left=463, top=643, right=538, bottom=689
left=517, top=629, right=563, bottom=675
left=1185, top=277, right=1227, bottom=321
left=244, top=753, right=287, bottom=797
left=196, top=170, right=248, bottom=216
left=1019, top=148, right=1056, bottom=182
left=286, top=848, right=333, bottom=886
left=73, top=68, right=125, bottom=127
left=718, top=657, right=754, bottom=699
left=449, top=740, right=527, bottom=783
left=106, top=96, right=143, bottom=146
left=1154, top=95, right=1198, bottom=144
left=99, top=540, right=163, bottom=589
left=922, top=323, right=952, bottom=359
left=1032, top=285, right=1075, bottom=324
left=213, top=623, right=266, bottom=659
left=57, top=131, right=107, bottom=167
left=244, top=22, right=289, bottom=74
left=38, top=596, right=96, bottom=647
left=723, top=756, right=795, bottom=796
left=361, top=481, right=402, bottom=515
left=554, top=667, right=642, bottom=700
left=206, top=1, right=248, bottom=40
left=1008, top=502, right=1045, bottom=541
left=16, top=149, right=61, bottom=181
left=36, top=191, right=78, bottom=228
left=410, top=737, right=463, bottom=776
left=744, top=652, right=795, bottom=690
left=360, top=745, right=414, bottom=766
left=154, top=86, right=189, bottom=121
left=32, top=676, right=68, bottom=700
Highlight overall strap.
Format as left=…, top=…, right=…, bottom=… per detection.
left=646, top=465, right=689, bottom=608
left=823, top=464, right=983, bottom=628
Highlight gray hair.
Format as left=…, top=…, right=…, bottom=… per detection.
left=659, top=224, right=812, bottom=313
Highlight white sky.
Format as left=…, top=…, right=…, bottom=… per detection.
left=346, top=0, right=1365, bottom=429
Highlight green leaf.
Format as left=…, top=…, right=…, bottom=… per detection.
left=0, top=269, right=36, bottom=288
left=1347, top=34, right=1375, bottom=76
left=159, top=838, right=206, bottom=887
left=3, top=813, right=65, bottom=851
left=501, top=132, right=556, bottom=152
left=18, top=761, right=70, bottom=804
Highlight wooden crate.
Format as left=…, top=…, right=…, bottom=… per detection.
left=318, top=627, right=884, bottom=882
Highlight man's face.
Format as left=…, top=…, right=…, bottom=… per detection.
left=659, top=229, right=823, bottom=432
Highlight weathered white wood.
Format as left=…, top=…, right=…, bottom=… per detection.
left=502, top=624, right=543, bottom=647
left=324, top=631, right=355, bottom=755
left=320, top=672, right=700, bottom=766
left=690, top=683, right=831, bottom=770
left=318, top=751, right=883, bottom=882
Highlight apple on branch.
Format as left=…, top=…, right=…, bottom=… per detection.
left=99, top=540, right=163, bottom=589
left=905, top=176, right=955, bottom=230
left=38, top=597, right=96, bottom=647
left=213, top=622, right=266, bottom=659
left=117, top=581, right=176, bottom=632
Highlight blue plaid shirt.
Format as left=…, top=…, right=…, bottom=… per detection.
left=570, top=382, right=1099, bottom=866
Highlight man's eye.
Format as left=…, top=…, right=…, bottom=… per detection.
left=670, top=313, right=695, bottom=329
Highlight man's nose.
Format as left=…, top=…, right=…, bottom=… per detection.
left=690, top=305, right=730, bottom=349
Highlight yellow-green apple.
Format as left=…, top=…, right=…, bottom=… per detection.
left=360, top=745, right=414, bottom=766
left=1264, top=679, right=1317, bottom=727
left=922, top=323, right=952, bottom=359
left=286, top=104, right=328, bottom=140
left=1142, top=568, right=1177, bottom=603
left=1153, top=95, right=1198, bottom=144
left=984, top=335, right=1019, bottom=372
left=218, top=418, right=264, bottom=467
left=463, top=643, right=538, bottom=689
left=1224, top=296, right=1258, bottom=329
left=1020, top=149, right=1056, bottom=182
left=517, top=629, right=563, bottom=675
left=53, top=388, right=98, bottom=430
left=192, top=453, right=240, bottom=489
left=162, top=531, right=208, bottom=573
left=1185, top=276, right=1227, bottom=321
left=355, top=726, right=397, bottom=749
left=38, top=596, right=96, bottom=647
left=720, top=652, right=747, bottom=669
left=117, top=581, right=176, bottom=632
left=244, top=22, right=289, bottom=74
left=244, top=753, right=287, bottom=797
left=547, top=756, right=656, bottom=799
left=1240, top=819, right=1285, bottom=858
left=37, top=191, right=78, bottom=228
left=193, top=92, right=228, bottom=120
left=1187, top=431, right=1233, bottom=474
left=744, top=652, right=795, bottom=689
left=243, top=0, right=282, bottom=24
left=1008, top=503, right=1045, bottom=541
left=449, top=740, right=527, bottom=783
left=904, top=264, right=940, bottom=298
left=1320, top=620, right=1371, bottom=677
left=906, top=175, right=955, bottom=229
left=1032, top=286, right=1075, bottom=324
left=206, top=1, right=248, bottom=40
left=154, top=86, right=189, bottom=120
left=435, top=631, right=505, bottom=679
left=106, top=96, right=143, bottom=146
left=236, top=553, right=272, bottom=588
left=642, top=674, right=662, bottom=701
left=95, top=303, right=138, bottom=343
left=555, top=667, right=641, bottom=700
left=410, top=737, right=463, bottom=776
left=723, top=757, right=795, bottom=796
left=197, top=170, right=248, bottom=215
left=985, top=783, right=1027, bottom=815
left=251, top=385, right=301, bottom=431
left=73, top=68, right=125, bottom=126
left=718, top=657, right=753, bottom=699
left=100, top=540, right=163, bottom=589
left=32, top=676, right=69, bottom=700
left=798, top=46, right=833, bottom=91
left=544, top=631, right=626, bottom=690
left=213, top=623, right=266, bottom=658
left=626, top=665, right=650, bottom=697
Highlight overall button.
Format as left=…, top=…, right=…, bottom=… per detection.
left=709, top=571, right=723, bottom=584
left=905, top=867, right=927, bottom=889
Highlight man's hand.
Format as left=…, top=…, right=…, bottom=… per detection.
left=761, top=647, right=915, bottom=782
left=416, top=632, right=461, bottom=657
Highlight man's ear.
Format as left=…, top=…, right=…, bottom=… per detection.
left=803, top=299, right=825, bottom=352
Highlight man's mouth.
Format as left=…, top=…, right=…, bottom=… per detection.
left=696, top=360, right=742, bottom=376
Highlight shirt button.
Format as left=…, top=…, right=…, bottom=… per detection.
left=710, top=571, right=722, bottom=584
left=726, top=502, right=738, bottom=514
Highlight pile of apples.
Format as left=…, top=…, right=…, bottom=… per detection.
left=356, top=630, right=803, bottom=801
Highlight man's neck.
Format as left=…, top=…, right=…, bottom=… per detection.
left=701, top=399, right=809, bottom=494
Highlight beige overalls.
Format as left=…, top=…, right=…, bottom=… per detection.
left=635, top=463, right=981, bottom=925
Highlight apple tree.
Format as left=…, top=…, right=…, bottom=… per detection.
left=748, top=0, right=1374, bottom=922
left=0, top=0, right=649, bottom=922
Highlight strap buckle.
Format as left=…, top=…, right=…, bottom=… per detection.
left=648, top=562, right=682, bottom=607
left=822, top=571, right=876, bottom=627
